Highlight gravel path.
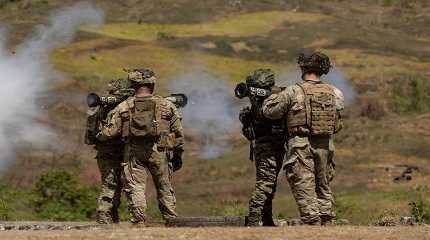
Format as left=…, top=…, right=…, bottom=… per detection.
left=1, top=226, right=429, bottom=240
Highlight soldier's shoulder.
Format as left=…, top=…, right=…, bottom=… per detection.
left=325, top=84, right=345, bottom=110
left=332, top=86, right=344, bottom=98
left=284, top=84, right=302, bottom=96
left=154, top=95, right=177, bottom=108
left=116, top=96, right=135, bottom=112
left=324, top=83, right=344, bottom=99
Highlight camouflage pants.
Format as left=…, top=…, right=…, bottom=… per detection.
left=122, top=143, right=177, bottom=223
left=248, top=140, right=285, bottom=226
left=284, top=136, right=336, bottom=225
left=96, top=151, right=123, bottom=224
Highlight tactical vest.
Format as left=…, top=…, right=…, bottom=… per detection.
left=287, top=82, right=337, bottom=136
left=121, top=96, right=174, bottom=149
left=251, top=102, right=285, bottom=139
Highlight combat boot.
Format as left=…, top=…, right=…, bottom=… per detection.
left=262, top=212, right=277, bottom=227
left=130, top=207, right=146, bottom=225
left=245, top=212, right=262, bottom=227
left=321, top=215, right=336, bottom=226
left=96, top=211, right=113, bottom=224
left=111, top=208, right=120, bottom=224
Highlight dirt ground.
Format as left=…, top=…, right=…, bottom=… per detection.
left=1, top=226, right=429, bottom=240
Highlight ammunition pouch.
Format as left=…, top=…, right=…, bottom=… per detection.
left=120, top=110, right=131, bottom=140
left=121, top=97, right=173, bottom=149
left=157, top=131, right=175, bottom=150
left=287, top=82, right=337, bottom=136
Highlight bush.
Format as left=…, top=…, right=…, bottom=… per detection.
left=32, top=170, right=99, bottom=221
left=0, top=185, right=34, bottom=221
left=0, top=197, right=11, bottom=220
left=409, top=200, right=430, bottom=224
left=391, top=75, right=430, bottom=113
left=409, top=186, right=430, bottom=224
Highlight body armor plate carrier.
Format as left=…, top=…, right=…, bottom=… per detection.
left=287, top=82, right=337, bottom=136
left=121, top=96, right=174, bottom=149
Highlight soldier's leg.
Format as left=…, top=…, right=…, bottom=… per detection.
left=262, top=148, right=285, bottom=226
left=285, top=138, right=320, bottom=225
left=111, top=163, right=123, bottom=223
left=147, top=149, right=177, bottom=220
left=122, top=153, right=148, bottom=224
left=248, top=144, right=283, bottom=226
left=96, top=152, right=122, bottom=224
left=314, top=140, right=336, bottom=223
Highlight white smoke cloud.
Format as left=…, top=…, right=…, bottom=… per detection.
left=278, top=66, right=357, bottom=105
left=0, top=2, right=104, bottom=170
left=168, top=68, right=241, bottom=159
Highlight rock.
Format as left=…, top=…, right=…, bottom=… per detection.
left=400, top=216, right=416, bottom=226
left=335, top=219, right=351, bottom=225
left=286, top=219, right=303, bottom=226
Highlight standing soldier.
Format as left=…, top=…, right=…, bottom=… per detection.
left=97, top=68, right=184, bottom=225
left=237, top=69, right=286, bottom=227
left=85, top=79, right=127, bottom=224
left=262, top=51, right=344, bottom=225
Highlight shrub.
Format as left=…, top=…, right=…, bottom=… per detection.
left=0, top=197, right=11, bottom=220
left=409, top=200, right=430, bottom=224
left=391, top=75, right=430, bottom=113
left=32, top=170, right=98, bottom=221
left=0, top=185, right=35, bottom=221
left=409, top=186, right=430, bottom=224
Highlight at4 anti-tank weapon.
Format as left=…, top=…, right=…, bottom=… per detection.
left=87, top=91, right=188, bottom=108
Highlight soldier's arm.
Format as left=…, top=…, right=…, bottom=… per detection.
left=262, top=90, right=290, bottom=120
left=96, top=106, right=122, bottom=141
left=170, top=104, right=185, bottom=158
left=333, top=87, right=345, bottom=133
left=239, top=106, right=254, bottom=141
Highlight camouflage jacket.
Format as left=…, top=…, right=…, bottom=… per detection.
left=262, top=80, right=344, bottom=136
left=97, top=95, right=185, bottom=155
left=240, top=100, right=285, bottom=144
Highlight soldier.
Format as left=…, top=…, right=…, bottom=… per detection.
left=239, top=69, right=286, bottom=227
left=85, top=79, right=127, bottom=224
left=262, top=51, right=344, bottom=225
left=97, top=68, right=184, bottom=225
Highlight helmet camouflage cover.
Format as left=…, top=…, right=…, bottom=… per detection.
left=297, top=50, right=331, bottom=75
left=107, top=78, right=128, bottom=94
left=125, top=68, right=157, bottom=85
left=246, top=68, right=275, bottom=89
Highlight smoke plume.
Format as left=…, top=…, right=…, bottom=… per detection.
left=278, top=66, right=357, bottom=105
left=168, top=68, right=240, bottom=159
left=0, top=2, right=104, bottom=170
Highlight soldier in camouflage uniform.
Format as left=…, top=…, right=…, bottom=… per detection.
left=239, top=69, right=286, bottom=227
left=85, top=79, right=128, bottom=224
left=97, top=68, right=184, bottom=225
left=262, top=51, right=344, bottom=225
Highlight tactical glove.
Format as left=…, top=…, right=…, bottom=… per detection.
left=171, top=156, right=182, bottom=172
left=239, top=106, right=252, bottom=126
left=242, top=126, right=254, bottom=141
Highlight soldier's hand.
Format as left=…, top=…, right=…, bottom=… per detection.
left=242, top=126, right=254, bottom=141
left=239, top=107, right=251, bottom=126
left=171, top=156, right=182, bottom=172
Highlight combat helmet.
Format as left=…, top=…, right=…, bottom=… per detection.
left=107, top=78, right=128, bottom=94
left=246, top=68, right=275, bottom=89
left=297, top=50, right=331, bottom=76
left=125, top=68, right=157, bottom=86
